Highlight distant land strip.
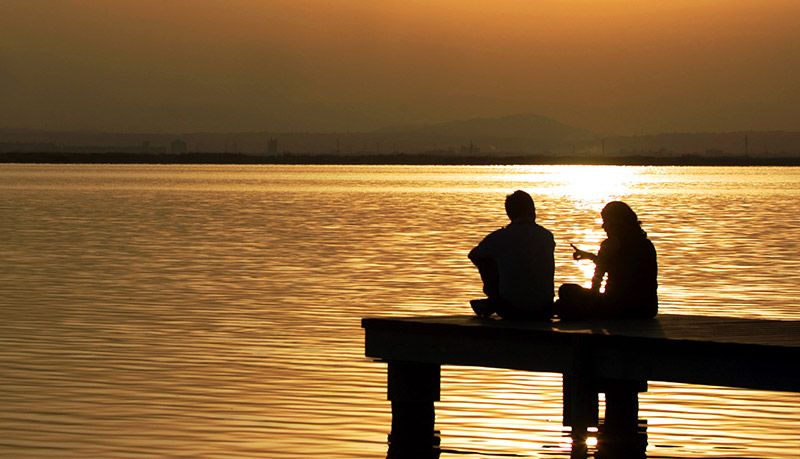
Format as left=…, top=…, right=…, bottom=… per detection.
left=2, top=152, right=800, bottom=167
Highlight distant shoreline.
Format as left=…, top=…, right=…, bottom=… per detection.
left=2, top=152, right=800, bottom=166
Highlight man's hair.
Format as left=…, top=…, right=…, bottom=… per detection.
left=505, top=190, right=536, bottom=222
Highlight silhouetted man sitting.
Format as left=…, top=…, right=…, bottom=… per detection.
left=468, top=190, right=555, bottom=320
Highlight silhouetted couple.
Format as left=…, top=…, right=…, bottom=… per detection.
left=469, top=190, right=657, bottom=321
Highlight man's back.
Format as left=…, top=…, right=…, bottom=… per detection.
left=470, top=221, right=555, bottom=313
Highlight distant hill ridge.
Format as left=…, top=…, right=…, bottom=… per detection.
left=374, top=113, right=594, bottom=139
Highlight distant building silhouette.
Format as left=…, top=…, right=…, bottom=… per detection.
left=267, top=138, right=278, bottom=155
left=460, top=141, right=480, bottom=154
left=170, top=139, right=188, bottom=155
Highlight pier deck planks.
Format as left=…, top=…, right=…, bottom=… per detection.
left=363, top=314, right=800, bottom=392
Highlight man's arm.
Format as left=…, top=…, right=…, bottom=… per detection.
left=469, top=233, right=502, bottom=299
left=471, top=256, right=500, bottom=298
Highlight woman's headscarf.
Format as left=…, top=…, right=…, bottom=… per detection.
left=601, top=201, right=646, bottom=237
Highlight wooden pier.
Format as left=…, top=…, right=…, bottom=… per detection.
left=362, top=314, right=800, bottom=456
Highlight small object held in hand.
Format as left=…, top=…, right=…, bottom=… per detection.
left=570, top=243, right=588, bottom=260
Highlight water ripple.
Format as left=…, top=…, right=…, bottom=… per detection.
left=1, top=164, right=798, bottom=458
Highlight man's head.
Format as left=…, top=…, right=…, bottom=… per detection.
left=505, top=190, right=536, bottom=222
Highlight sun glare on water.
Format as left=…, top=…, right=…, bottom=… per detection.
left=548, top=165, right=638, bottom=205
left=499, top=165, right=639, bottom=207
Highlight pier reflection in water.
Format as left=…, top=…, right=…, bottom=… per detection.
left=571, top=420, right=647, bottom=459
left=385, top=417, right=648, bottom=458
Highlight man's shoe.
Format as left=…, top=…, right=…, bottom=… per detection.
left=470, top=298, right=495, bottom=318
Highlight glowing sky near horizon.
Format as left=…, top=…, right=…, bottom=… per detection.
left=1, top=0, right=798, bottom=134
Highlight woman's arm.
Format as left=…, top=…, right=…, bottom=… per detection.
left=590, top=241, right=612, bottom=293
left=591, top=265, right=605, bottom=293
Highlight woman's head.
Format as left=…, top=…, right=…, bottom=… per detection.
left=601, top=201, right=645, bottom=237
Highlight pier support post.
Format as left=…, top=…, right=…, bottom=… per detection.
left=597, top=378, right=647, bottom=457
left=562, top=371, right=598, bottom=458
left=563, top=369, right=647, bottom=456
left=602, top=379, right=645, bottom=433
left=563, top=341, right=598, bottom=434
left=562, top=373, right=599, bottom=432
left=386, top=361, right=441, bottom=458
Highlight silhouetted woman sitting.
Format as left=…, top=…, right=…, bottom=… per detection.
left=556, top=201, right=657, bottom=320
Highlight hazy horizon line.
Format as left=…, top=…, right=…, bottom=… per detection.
left=3, top=112, right=799, bottom=138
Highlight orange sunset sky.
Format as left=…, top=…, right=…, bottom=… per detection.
left=1, top=0, right=798, bottom=134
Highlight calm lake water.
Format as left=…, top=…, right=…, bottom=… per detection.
left=1, top=164, right=799, bottom=458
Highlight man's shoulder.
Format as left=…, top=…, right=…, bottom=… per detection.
left=484, top=225, right=509, bottom=238
left=532, top=224, right=555, bottom=241
left=480, top=222, right=553, bottom=245
left=474, top=226, right=510, bottom=247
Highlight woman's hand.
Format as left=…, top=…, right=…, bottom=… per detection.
left=570, top=244, right=597, bottom=262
